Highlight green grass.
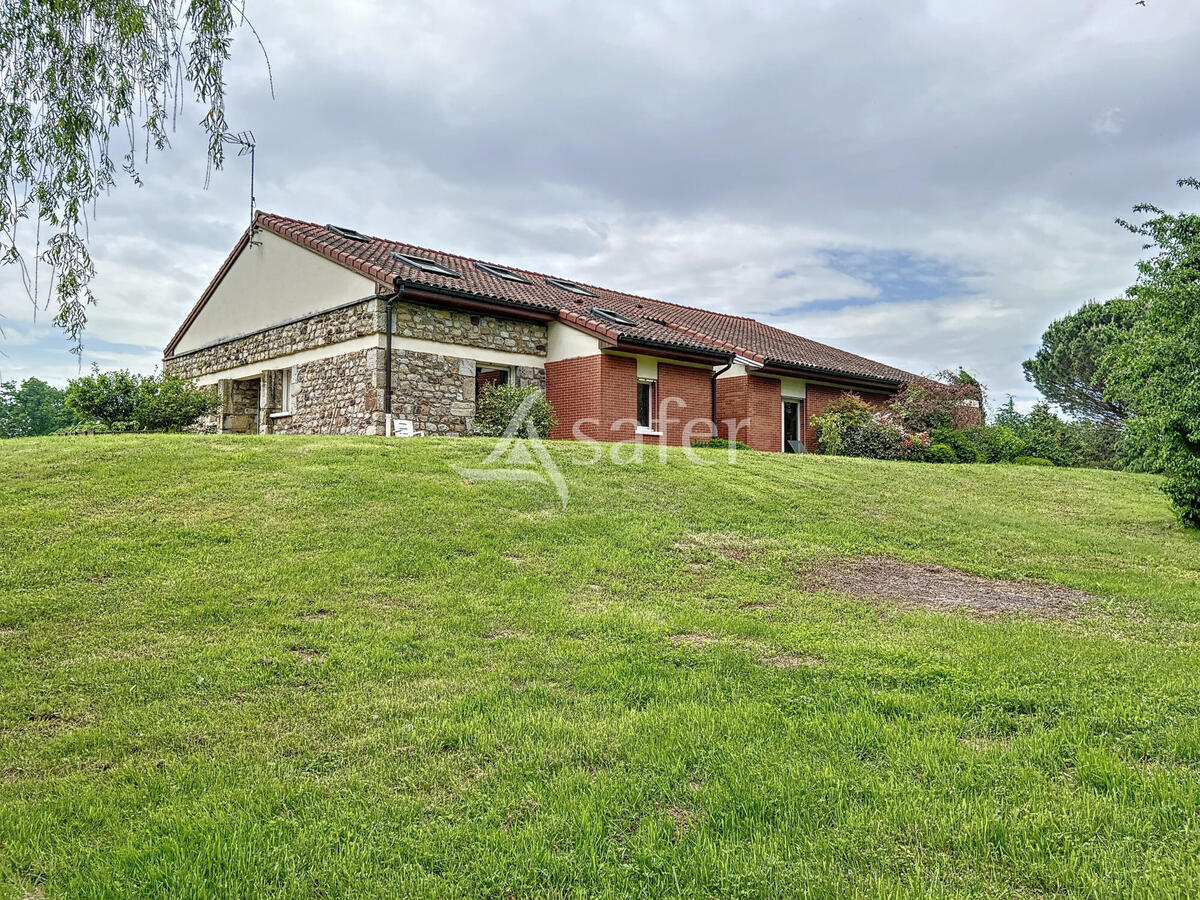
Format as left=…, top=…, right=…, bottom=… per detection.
left=1, top=435, right=1199, bottom=898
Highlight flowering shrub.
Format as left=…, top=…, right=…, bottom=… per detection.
left=811, top=393, right=929, bottom=461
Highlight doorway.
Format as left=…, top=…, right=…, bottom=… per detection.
left=782, top=399, right=804, bottom=452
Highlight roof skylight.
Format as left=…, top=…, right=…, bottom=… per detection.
left=391, top=251, right=461, bottom=278
left=588, top=306, right=638, bottom=327
left=546, top=277, right=597, bottom=297
left=474, top=261, right=533, bottom=284
left=326, top=224, right=372, bottom=243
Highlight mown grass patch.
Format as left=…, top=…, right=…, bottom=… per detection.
left=1, top=435, right=1198, bottom=897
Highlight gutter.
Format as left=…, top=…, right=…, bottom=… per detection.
left=384, top=287, right=404, bottom=435
left=611, top=334, right=735, bottom=366
left=759, top=358, right=905, bottom=389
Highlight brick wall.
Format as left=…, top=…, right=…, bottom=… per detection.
left=716, top=375, right=782, bottom=452
left=657, top=363, right=715, bottom=446
left=546, top=353, right=638, bottom=442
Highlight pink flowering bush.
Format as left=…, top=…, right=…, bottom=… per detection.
left=811, top=393, right=930, bottom=460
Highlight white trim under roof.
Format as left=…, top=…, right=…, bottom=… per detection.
left=188, top=334, right=545, bottom=386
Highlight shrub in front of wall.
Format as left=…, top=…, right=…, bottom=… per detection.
left=812, top=392, right=930, bottom=461
left=888, top=381, right=958, bottom=432
left=474, top=384, right=559, bottom=438
left=133, top=374, right=218, bottom=432
left=691, top=437, right=752, bottom=451
left=811, top=393, right=873, bottom=456
left=839, top=417, right=908, bottom=460
left=924, top=443, right=957, bottom=463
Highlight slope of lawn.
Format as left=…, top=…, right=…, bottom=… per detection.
left=1, top=435, right=1199, bottom=898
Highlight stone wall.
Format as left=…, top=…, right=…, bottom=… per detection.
left=164, top=299, right=378, bottom=380
left=167, top=294, right=552, bottom=436
left=382, top=349, right=545, bottom=435
left=391, top=301, right=547, bottom=356
left=267, top=348, right=383, bottom=435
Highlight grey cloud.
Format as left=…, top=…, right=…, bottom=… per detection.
left=4, top=0, right=1198, bottom=407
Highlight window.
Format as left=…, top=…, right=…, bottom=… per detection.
left=475, top=365, right=510, bottom=399
left=545, top=277, right=596, bottom=297
left=588, top=306, right=638, bottom=327
left=391, top=251, right=461, bottom=278
left=281, top=368, right=294, bottom=413
left=326, top=224, right=372, bottom=242
left=474, top=261, right=532, bottom=284
left=637, top=380, right=657, bottom=431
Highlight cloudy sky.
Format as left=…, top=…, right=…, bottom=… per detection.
left=3, top=0, right=1199, bottom=410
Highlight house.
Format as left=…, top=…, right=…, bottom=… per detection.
left=163, top=212, right=936, bottom=452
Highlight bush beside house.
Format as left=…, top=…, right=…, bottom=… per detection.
left=59, top=368, right=217, bottom=434
left=810, top=384, right=1124, bottom=470
left=472, top=384, right=558, bottom=438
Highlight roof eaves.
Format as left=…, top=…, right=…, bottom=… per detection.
left=557, top=308, right=622, bottom=342
left=395, top=279, right=558, bottom=318
left=615, top=334, right=735, bottom=362
left=760, top=358, right=908, bottom=387
left=655, top=319, right=765, bottom=364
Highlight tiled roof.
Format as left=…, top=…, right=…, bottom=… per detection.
left=171, top=211, right=921, bottom=385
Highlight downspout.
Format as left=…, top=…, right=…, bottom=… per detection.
left=384, top=287, right=404, bottom=435
left=711, top=358, right=733, bottom=438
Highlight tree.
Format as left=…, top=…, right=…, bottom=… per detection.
left=1022, top=297, right=1138, bottom=426
left=888, top=369, right=985, bottom=432
left=1106, top=179, right=1200, bottom=526
left=64, top=368, right=140, bottom=427
left=1, top=1, right=265, bottom=347
left=65, top=368, right=216, bottom=430
left=0, top=377, right=73, bottom=437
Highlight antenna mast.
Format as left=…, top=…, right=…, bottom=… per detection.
left=220, top=130, right=257, bottom=228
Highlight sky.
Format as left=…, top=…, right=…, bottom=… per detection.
left=3, top=0, right=1199, bottom=412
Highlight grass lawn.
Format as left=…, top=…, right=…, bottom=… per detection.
left=1, top=434, right=1199, bottom=898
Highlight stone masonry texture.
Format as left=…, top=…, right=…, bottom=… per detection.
left=167, top=296, right=550, bottom=437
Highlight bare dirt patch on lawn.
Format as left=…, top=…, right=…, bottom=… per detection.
left=802, top=556, right=1093, bottom=618
left=760, top=653, right=825, bottom=669
left=674, top=532, right=769, bottom=563
left=669, top=633, right=720, bottom=647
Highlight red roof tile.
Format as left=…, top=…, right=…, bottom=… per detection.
left=168, top=212, right=922, bottom=385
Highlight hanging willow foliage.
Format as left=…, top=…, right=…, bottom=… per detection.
left=0, top=0, right=266, bottom=348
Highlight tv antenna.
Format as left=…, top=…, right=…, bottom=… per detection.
left=220, top=130, right=257, bottom=229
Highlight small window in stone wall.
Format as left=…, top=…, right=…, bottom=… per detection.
left=281, top=368, right=294, bottom=413
left=475, top=366, right=510, bottom=400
